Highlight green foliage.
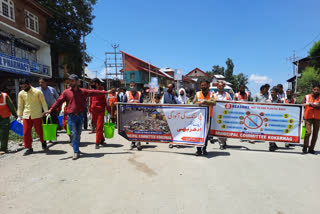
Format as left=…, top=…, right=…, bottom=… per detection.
left=225, top=58, right=234, bottom=81
left=208, top=58, right=248, bottom=91
left=309, top=40, right=320, bottom=69
left=37, top=0, right=97, bottom=76
left=233, top=73, right=249, bottom=92
left=297, top=66, right=320, bottom=101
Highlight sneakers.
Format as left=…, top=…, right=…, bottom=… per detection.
left=95, top=143, right=100, bottom=149
left=219, top=144, right=226, bottom=150
left=130, top=142, right=136, bottom=150
left=202, top=150, right=208, bottom=156
left=41, top=142, right=48, bottom=151
left=0, top=150, right=7, bottom=155
left=72, top=153, right=80, bottom=160
left=137, top=142, right=142, bottom=151
left=100, top=139, right=106, bottom=146
left=23, top=148, right=33, bottom=156
left=302, top=148, right=308, bottom=154
left=269, top=143, right=278, bottom=152
left=308, top=150, right=316, bottom=155
left=195, top=150, right=202, bottom=156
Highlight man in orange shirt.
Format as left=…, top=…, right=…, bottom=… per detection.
left=302, top=83, right=320, bottom=154
left=193, top=80, right=216, bottom=156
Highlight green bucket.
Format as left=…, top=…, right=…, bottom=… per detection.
left=42, top=115, right=58, bottom=141
left=104, top=120, right=115, bottom=139
left=66, top=122, right=71, bottom=135
left=301, top=125, right=306, bottom=139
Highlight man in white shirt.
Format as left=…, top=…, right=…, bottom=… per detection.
left=214, top=81, right=232, bottom=150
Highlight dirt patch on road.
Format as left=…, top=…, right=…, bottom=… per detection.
left=128, top=155, right=157, bottom=176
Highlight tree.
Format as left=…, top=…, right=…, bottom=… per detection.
left=38, top=0, right=97, bottom=76
left=206, top=65, right=224, bottom=80
left=233, top=73, right=249, bottom=92
left=297, top=66, right=320, bottom=103
left=225, top=58, right=234, bottom=81
left=309, top=40, right=320, bottom=69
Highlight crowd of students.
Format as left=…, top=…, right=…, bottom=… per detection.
left=0, top=74, right=319, bottom=159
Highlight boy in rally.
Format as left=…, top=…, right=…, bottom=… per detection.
left=214, top=81, right=232, bottom=150
left=193, top=80, right=216, bottom=156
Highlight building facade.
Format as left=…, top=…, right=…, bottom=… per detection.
left=120, top=51, right=174, bottom=90
left=0, top=0, right=52, bottom=103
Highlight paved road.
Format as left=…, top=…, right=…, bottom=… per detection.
left=0, top=129, right=319, bottom=214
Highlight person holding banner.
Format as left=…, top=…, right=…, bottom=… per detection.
left=266, top=88, right=282, bottom=151
left=178, top=88, right=190, bottom=104
left=161, top=83, right=181, bottom=104
left=235, top=85, right=250, bottom=101
left=43, top=74, right=113, bottom=160
left=89, top=78, right=108, bottom=149
left=123, top=81, right=144, bottom=150
left=302, top=83, right=320, bottom=154
left=281, top=89, right=296, bottom=104
left=193, top=80, right=216, bottom=156
left=213, top=81, right=232, bottom=150
left=0, top=90, right=17, bottom=155
left=253, top=85, right=268, bottom=103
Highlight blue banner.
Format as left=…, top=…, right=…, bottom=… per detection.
left=0, top=52, right=30, bottom=76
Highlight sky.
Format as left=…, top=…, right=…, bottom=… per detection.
left=86, top=0, right=320, bottom=94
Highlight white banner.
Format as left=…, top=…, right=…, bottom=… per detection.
left=118, top=104, right=209, bottom=146
left=210, top=101, right=303, bottom=143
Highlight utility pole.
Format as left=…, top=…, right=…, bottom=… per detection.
left=105, top=44, right=123, bottom=90
left=94, top=70, right=98, bottom=78
left=287, top=50, right=300, bottom=93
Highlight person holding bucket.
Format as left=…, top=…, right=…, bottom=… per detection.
left=44, top=74, right=113, bottom=160
left=89, top=78, right=108, bottom=149
left=0, top=90, right=18, bottom=155
left=123, top=81, right=144, bottom=150
left=18, top=79, right=49, bottom=156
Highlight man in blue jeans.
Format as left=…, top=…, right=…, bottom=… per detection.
left=43, top=74, right=112, bottom=160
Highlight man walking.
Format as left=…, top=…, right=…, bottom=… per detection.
left=89, top=78, right=108, bottom=149
left=37, top=78, right=60, bottom=138
left=43, top=74, right=112, bottom=160
left=18, top=79, right=48, bottom=156
left=193, top=80, right=216, bottom=156
left=123, top=81, right=144, bottom=150
left=214, top=81, right=232, bottom=150
left=0, top=90, right=18, bottom=154
left=302, top=83, right=320, bottom=154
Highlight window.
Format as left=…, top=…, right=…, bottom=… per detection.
left=25, top=10, right=39, bottom=33
left=0, top=0, right=15, bottom=21
left=130, top=73, right=135, bottom=80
